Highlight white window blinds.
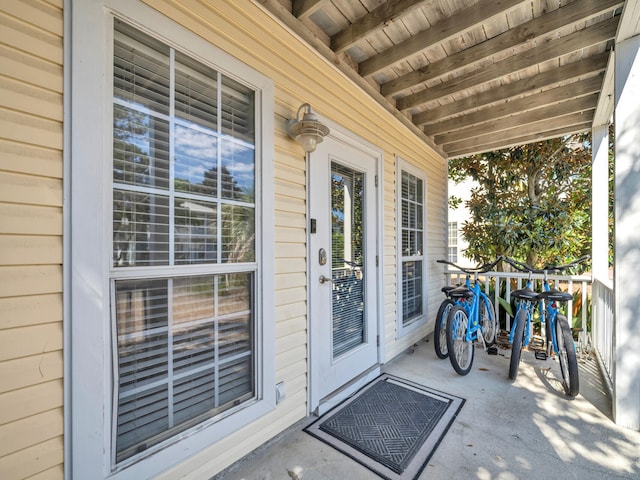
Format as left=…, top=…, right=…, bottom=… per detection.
left=111, top=20, right=257, bottom=464
left=400, top=170, right=424, bottom=326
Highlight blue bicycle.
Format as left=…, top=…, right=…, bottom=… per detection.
left=504, top=256, right=589, bottom=396
left=433, top=261, right=472, bottom=359
left=442, top=257, right=502, bottom=375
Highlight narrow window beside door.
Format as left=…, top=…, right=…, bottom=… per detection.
left=397, top=160, right=427, bottom=335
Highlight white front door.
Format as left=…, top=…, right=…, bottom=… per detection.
left=309, top=134, right=380, bottom=412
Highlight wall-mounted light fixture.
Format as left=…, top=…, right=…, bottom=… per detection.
left=287, top=103, right=330, bottom=153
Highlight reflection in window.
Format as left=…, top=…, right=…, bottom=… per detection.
left=111, top=20, right=258, bottom=465
left=174, top=124, right=218, bottom=197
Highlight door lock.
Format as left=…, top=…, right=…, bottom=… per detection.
left=319, top=248, right=327, bottom=265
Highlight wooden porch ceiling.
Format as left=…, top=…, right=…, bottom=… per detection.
left=259, top=0, right=626, bottom=158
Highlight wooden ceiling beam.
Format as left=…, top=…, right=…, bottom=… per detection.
left=414, top=53, right=608, bottom=126
left=434, top=94, right=598, bottom=144
left=331, top=0, right=427, bottom=54
left=358, top=0, right=526, bottom=77
left=425, top=78, right=602, bottom=136
left=397, top=15, right=618, bottom=111
left=382, top=0, right=623, bottom=97
left=292, top=0, right=327, bottom=19
left=445, top=121, right=593, bottom=158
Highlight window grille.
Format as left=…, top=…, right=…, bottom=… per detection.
left=400, top=170, right=424, bottom=326
left=111, top=20, right=257, bottom=464
left=448, top=222, right=458, bottom=263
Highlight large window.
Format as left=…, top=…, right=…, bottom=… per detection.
left=397, top=160, right=427, bottom=335
left=111, top=21, right=258, bottom=465
left=71, top=3, right=274, bottom=478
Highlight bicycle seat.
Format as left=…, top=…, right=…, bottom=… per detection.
left=511, top=287, right=538, bottom=301
left=441, top=285, right=456, bottom=295
left=538, top=289, right=572, bottom=302
left=448, top=286, right=474, bottom=299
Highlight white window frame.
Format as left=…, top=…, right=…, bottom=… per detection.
left=69, top=1, right=275, bottom=479
left=395, top=157, right=428, bottom=338
left=448, top=222, right=458, bottom=263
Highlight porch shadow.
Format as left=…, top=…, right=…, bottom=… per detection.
left=215, top=334, right=640, bottom=480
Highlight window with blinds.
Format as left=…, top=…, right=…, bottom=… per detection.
left=400, top=168, right=425, bottom=327
left=330, top=163, right=366, bottom=358
left=111, top=20, right=257, bottom=464
left=448, top=222, right=458, bottom=262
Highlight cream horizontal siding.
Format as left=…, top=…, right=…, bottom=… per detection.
left=0, top=1, right=64, bottom=479
left=134, top=1, right=448, bottom=477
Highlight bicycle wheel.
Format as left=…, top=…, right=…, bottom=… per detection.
left=509, top=309, right=527, bottom=381
left=556, top=314, right=579, bottom=397
left=480, top=296, right=497, bottom=347
left=434, top=299, right=453, bottom=359
left=446, top=305, right=474, bottom=375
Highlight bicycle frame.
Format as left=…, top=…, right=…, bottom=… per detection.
left=509, top=272, right=564, bottom=353
left=460, top=275, right=495, bottom=345
left=541, top=274, right=563, bottom=356
left=509, top=274, right=536, bottom=347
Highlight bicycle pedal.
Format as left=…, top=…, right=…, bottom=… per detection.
left=486, top=346, right=498, bottom=355
left=535, top=351, right=548, bottom=361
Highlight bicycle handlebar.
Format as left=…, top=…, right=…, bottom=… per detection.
left=503, top=255, right=590, bottom=274
left=436, top=255, right=503, bottom=274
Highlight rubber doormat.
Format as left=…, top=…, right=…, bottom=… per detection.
left=304, top=374, right=465, bottom=480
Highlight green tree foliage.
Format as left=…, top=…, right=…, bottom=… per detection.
left=449, top=135, right=592, bottom=271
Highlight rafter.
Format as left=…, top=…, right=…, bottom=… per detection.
left=397, top=15, right=618, bottom=111
left=358, top=0, right=526, bottom=77
left=434, top=94, right=598, bottom=145
left=292, top=0, right=327, bottom=19
left=445, top=121, right=593, bottom=158
left=425, top=78, right=602, bottom=137
left=331, top=0, right=426, bottom=53
left=382, top=0, right=623, bottom=97
left=413, top=53, right=607, bottom=126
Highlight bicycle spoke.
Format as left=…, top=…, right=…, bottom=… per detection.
left=446, top=306, right=474, bottom=375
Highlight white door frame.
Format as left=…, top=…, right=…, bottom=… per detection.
left=306, top=125, right=385, bottom=414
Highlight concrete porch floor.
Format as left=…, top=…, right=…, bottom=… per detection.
left=215, top=335, right=640, bottom=480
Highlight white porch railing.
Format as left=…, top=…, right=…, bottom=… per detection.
left=444, top=268, right=591, bottom=340
left=443, top=268, right=615, bottom=389
left=592, top=278, right=615, bottom=383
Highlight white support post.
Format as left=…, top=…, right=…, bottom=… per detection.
left=614, top=34, right=640, bottom=431
left=591, top=124, right=609, bottom=283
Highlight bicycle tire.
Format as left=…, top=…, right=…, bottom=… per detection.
left=446, top=305, right=474, bottom=375
left=509, top=309, right=527, bottom=381
left=481, top=296, right=497, bottom=347
left=556, top=314, right=579, bottom=397
left=434, top=299, right=453, bottom=359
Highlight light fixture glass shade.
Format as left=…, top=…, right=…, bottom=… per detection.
left=287, top=103, right=330, bottom=153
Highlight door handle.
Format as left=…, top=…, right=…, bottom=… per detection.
left=319, top=275, right=333, bottom=284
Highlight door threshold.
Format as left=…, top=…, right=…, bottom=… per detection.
left=314, top=364, right=381, bottom=416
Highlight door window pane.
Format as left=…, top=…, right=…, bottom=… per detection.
left=331, top=162, right=366, bottom=358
